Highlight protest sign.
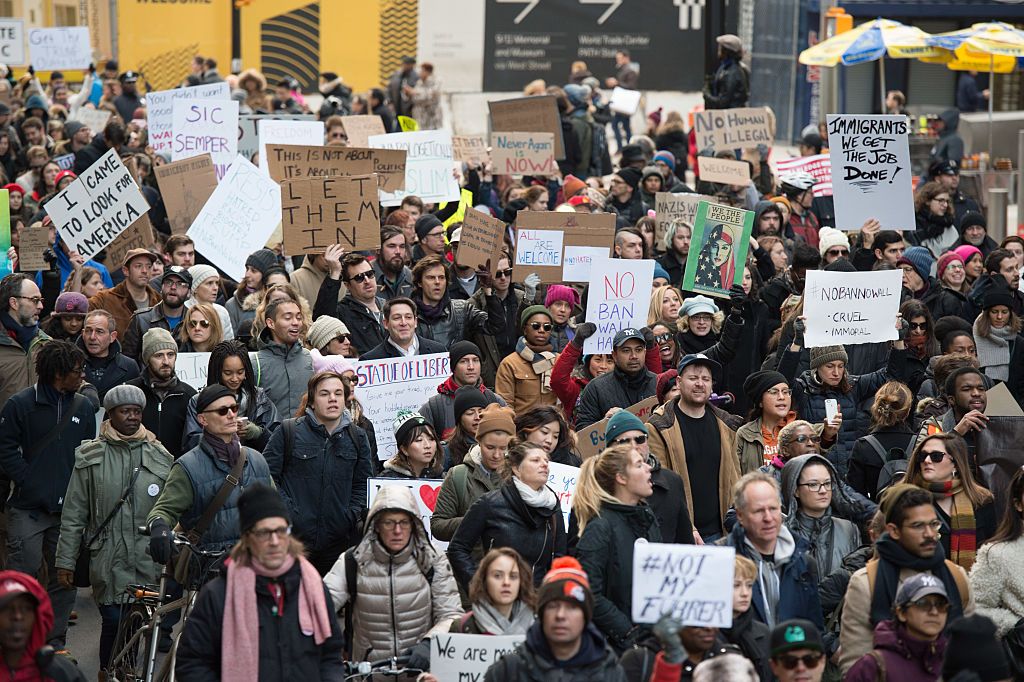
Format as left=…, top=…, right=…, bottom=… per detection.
left=48, top=149, right=150, bottom=260
left=432, top=634, right=524, bottom=681
left=341, top=115, right=386, bottom=148
left=354, top=353, right=451, bottom=458
left=514, top=228, right=563, bottom=270
left=489, top=95, right=565, bottom=159
left=609, top=87, right=642, bottom=115
left=548, top=462, right=579, bottom=530
left=802, top=269, right=902, bottom=348
left=697, top=156, right=751, bottom=186
left=368, top=479, right=447, bottom=550
left=692, top=107, right=774, bottom=151
left=281, top=175, right=380, bottom=254
left=576, top=397, right=659, bottom=459
left=174, top=352, right=212, bottom=392
left=491, top=132, right=556, bottom=176
left=54, top=154, right=75, bottom=171
left=0, top=189, right=9, bottom=274
left=171, top=98, right=238, bottom=179
left=17, top=222, right=49, bottom=272
left=368, top=130, right=459, bottom=207
left=456, top=207, right=506, bottom=273
left=632, top=543, right=736, bottom=627
left=147, top=83, right=230, bottom=155
left=582, top=257, right=655, bottom=355
left=682, top=201, right=753, bottom=299
left=154, top=154, right=218, bottom=235
left=237, top=114, right=314, bottom=163
left=104, top=214, right=156, bottom=275
left=827, top=114, right=914, bottom=230
left=257, top=119, right=325, bottom=174
left=0, top=20, right=24, bottom=65
left=187, top=155, right=281, bottom=281
left=776, top=154, right=833, bottom=197
left=452, top=135, right=489, bottom=165
left=265, top=144, right=374, bottom=182
left=563, top=246, right=609, bottom=283
left=512, top=212, right=614, bottom=283
left=70, top=107, right=109, bottom=134
left=28, top=27, right=90, bottom=70
left=371, top=149, right=408, bottom=193
left=655, top=193, right=711, bottom=245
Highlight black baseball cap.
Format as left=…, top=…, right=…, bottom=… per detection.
left=770, top=619, right=824, bottom=656
left=929, top=159, right=959, bottom=177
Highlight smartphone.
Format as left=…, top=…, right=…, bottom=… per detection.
left=237, top=416, right=249, bottom=426
left=825, top=399, right=839, bottom=423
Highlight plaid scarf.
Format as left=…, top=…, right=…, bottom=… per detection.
left=516, top=337, right=557, bottom=393
left=929, top=480, right=978, bottom=571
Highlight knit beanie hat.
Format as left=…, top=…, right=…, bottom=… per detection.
left=562, top=174, right=586, bottom=199
left=809, top=345, right=848, bottom=370
left=817, top=227, right=849, bottom=257
left=237, top=483, right=290, bottom=534
left=520, top=304, right=553, bottom=329
left=605, top=410, right=647, bottom=444
left=449, top=340, right=482, bottom=368
left=453, top=385, right=490, bottom=426
left=615, top=167, right=642, bottom=192
left=743, top=370, right=787, bottom=406
left=244, top=248, right=277, bottom=278
left=653, top=262, right=671, bottom=282
left=414, top=213, right=443, bottom=240
left=103, top=384, right=147, bottom=412
left=959, top=211, right=986, bottom=235
left=941, top=614, right=1011, bottom=682
left=537, top=557, right=594, bottom=623
left=544, top=285, right=580, bottom=309
left=936, top=251, right=964, bottom=281
left=475, top=403, right=515, bottom=438
left=983, top=291, right=1015, bottom=311
left=656, top=369, right=678, bottom=404
left=653, top=150, right=676, bottom=171
left=878, top=483, right=922, bottom=524
left=306, top=315, right=350, bottom=352
left=823, top=258, right=857, bottom=273
left=188, top=264, right=219, bottom=295
left=196, top=384, right=234, bottom=413
left=952, top=244, right=983, bottom=267
left=53, top=292, right=88, bottom=316
left=309, top=348, right=355, bottom=375
left=141, top=328, right=177, bottom=365
left=393, top=409, right=429, bottom=446
left=897, top=246, right=934, bottom=282
left=63, top=120, right=85, bottom=139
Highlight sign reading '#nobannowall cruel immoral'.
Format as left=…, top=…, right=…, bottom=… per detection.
left=802, top=269, right=903, bottom=348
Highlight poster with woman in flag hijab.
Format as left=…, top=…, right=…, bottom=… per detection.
left=681, top=201, right=754, bottom=298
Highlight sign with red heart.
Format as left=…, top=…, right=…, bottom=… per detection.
left=367, top=478, right=447, bottom=550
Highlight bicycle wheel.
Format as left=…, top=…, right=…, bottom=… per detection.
left=108, top=603, right=153, bottom=682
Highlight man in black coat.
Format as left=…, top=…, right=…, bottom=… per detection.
left=575, top=327, right=657, bottom=429
left=79, top=310, right=139, bottom=402
left=313, top=253, right=386, bottom=356
left=126, top=328, right=196, bottom=458
left=704, top=34, right=750, bottom=110
left=360, top=297, right=446, bottom=360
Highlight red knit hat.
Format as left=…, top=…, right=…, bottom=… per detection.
left=562, top=174, right=587, bottom=199
left=545, top=285, right=580, bottom=309
left=3, top=183, right=23, bottom=196
left=936, top=251, right=964, bottom=281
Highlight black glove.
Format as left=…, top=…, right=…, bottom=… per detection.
left=728, top=284, right=747, bottom=311
left=149, top=518, right=173, bottom=565
left=27, top=65, right=33, bottom=76
left=897, top=317, right=910, bottom=341
left=641, top=326, right=656, bottom=350
left=404, top=639, right=431, bottom=672
left=652, top=614, right=685, bottom=664
left=571, top=322, right=597, bottom=348
left=793, top=317, right=806, bottom=347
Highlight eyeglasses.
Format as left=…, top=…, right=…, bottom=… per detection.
left=794, top=434, right=821, bottom=444
left=909, top=322, right=928, bottom=330
left=920, top=450, right=948, bottom=463
left=16, top=295, right=43, bottom=305
left=905, top=597, right=950, bottom=613
left=347, top=270, right=376, bottom=284
left=203, top=403, right=239, bottom=416
left=945, top=263, right=965, bottom=271
left=904, top=519, right=944, bottom=533
left=188, top=319, right=210, bottom=329
left=425, top=230, right=445, bottom=239
left=379, top=518, right=412, bottom=530
left=765, top=387, right=792, bottom=397
left=494, top=268, right=514, bottom=279
left=335, top=334, right=351, bottom=344
left=249, top=525, right=292, bottom=541
left=654, top=332, right=672, bottom=344
left=826, top=248, right=849, bottom=257
left=931, top=197, right=950, bottom=205
left=798, top=480, right=832, bottom=492
left=529, top=322, right=553, bottom=331
left=612, top=434, right=648, bottom=446
left=775, top=653, right=824, bottom=670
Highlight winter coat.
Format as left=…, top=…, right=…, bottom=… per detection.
left=126, top=372, right=197, bottom=459
left=913, top=210, right=958, bottom=256
left=495, top=350, right=560, bottom=415
left=263, top=411, right=372, bottom=555
left=372, top=260, right=414, bottom=301
left=723, top=607, right=773, bottom=682
left=79, top=338, right=140, bottom=402
left=576, top=501, right=661, bottom=650
left=484, top=622, right=626, bottom=682
left=725, top=300, right=770, bottom=414
left=290, top=257, right=338, bottom=317
left=0, top=320, right=48, bottom=408
left=736, top=416, right=780, bottom=474
left=183, top=387, right=279, bottom=453
left=648, top=455, right=695, bottom=545
left=704, top=58, right=749, bottom=110
left=447, top=481, right=567, bottom=590
left=313, top=278, right=385, bottom=356
left=658, top=250, right=686, bottom=289
left=848, top=426, right=918, bottom=500
left=929, top=109, right=964, bottom=167
left=254, top=334, right=313, bottom=418
left=430, top=446, right=504, bottom=541
left=410, top=74, right=443, bottom=130
left=323, top=485, right=462, bottom=662
left=675, top=313, right=745, bottom=393
left=175, top=560, right=345, bottom=682
left=413, top=295, right=495, bottom=351
left=845, top=620, right=947, bottom=682
left=755, top=452, right=876, bottom=527
left=965, top=273, right=1024, bottom=322
left=55, top=427, right=173, bottom=605
left=419, top=381, right=506, bottom=440
left=620, top=631, right=730, bottom=682
left=88, top=280, right=161, bottom=338
left=122, top=304, right=185, bottom=363
left=359, top=334, right=448, bottom=360
left=923, top=283, right=968, bottom=322
left=226, top=288, right=260, bottom=334
left=970, top=534, right=1024, bottom=637
left=575, top=367, right=657, bottom=429
left=654, top=129, right=689, bottom=175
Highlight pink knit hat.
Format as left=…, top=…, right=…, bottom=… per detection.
left=310, top=348, right=355, bottom=375
left=545, top=285, right=580, bottom=309
left=952, top=244, right=983, bottom=267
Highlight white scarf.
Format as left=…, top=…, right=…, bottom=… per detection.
left=513, top=476, right=558, bottom=509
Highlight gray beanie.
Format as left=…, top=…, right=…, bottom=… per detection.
left=141, top=328, right=177, bottom=365
left=809, top=345, right=848, bottom=370
left=188, top=264, right=219, bottom=295
left=103, top=384, right=147, bottom=411
left=306, top=316, right=350, bottom=352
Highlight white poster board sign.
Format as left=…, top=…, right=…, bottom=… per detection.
left=49, top=148, right=150, bottom=260
left=632, top=542, right=736, bottom=627
left=171, top=98, right=239, bottom=179
left=609, top=87, right=642, bottom=115
left=432, top=634, right=524, bottom=681
left=187, top=155, right=282, bottom=281
left=237, top=114, right=315, bottom=163
left=0, top=20, right=25, bottom=65
left=147, top=83, right=230, bottom=155
left=582, top=257, right=655, bottom=355
left=28, top=27, right=90, bottom=70
left=368, top=478, right=447, bottom=550
left=562, top=245, right=608, bottom=282
left=547, top=462, right=578, bottom=530
left=70, top=108, right=110, bottom=134
left=257, top=119, right=324, bottom=173
left=802, top=269, right=902, bottom=348
left=368, top=130, right=460, bottom=207
left=174, top=352, right=211, bottom=392
left=515, top=229, right=563, bottom=268
left=354, top=353, right=451, bottom=458
left=826, top=114, right=914, bottom=230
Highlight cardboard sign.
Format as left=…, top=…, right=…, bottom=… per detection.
left=49, top=149, right=151, bottom=260
left=692, top=107, right=774, bottom=151
left=171, top=98, right=238, bottom=179
left=147, top=83, right=230, bottom=155
left=512, top=211, right=614, bottom=283
left=187, top=155, right=282, bottom=281
left=368, top=130, right=460, bottom=207
left=281, top=175, right=381, bottom=254
left=432, top=634, right=524, bottom=680
left=341, top=115, right=386, bottom=148
left=368, top=478, right=447, bottom=550
left=577, top=397, right=659, bottom=459
left=452, top=135, right=489, bottom=165
left=17, top=223, right=49, bottom=272
left=655, top=192, right=711, bottom=245
left=488, top=95, right=565, bottom=160
left=154, top=154, right=219, bottom=235
left=609, top=87, right=642, bottom=115
left=70, top=108, right=110, bottom=135
left=354, top=353, right=451, bottom=458
left=682, top=201, right=754, bottom=299
left=104, top=214, right=156, bottom=276
left=582, top=257, right=656, bottom=355
left=697, top=156, right=751, bottom=186
left=456, top=207, right=506, bottom=273
left=802, top=269, right=902, bottom=348
left=265, top=144, right=374, bottom=183
left=28, top=27, right=90, bottom=70
left=371, top=149, right=408, bottom=193
left=776, top=154, right=833, bottom=197
left=174, top=352, right=212, bottom=391
left=515, top=228, right=563, bottom=269
left=0, top=20, right=25, bottom=66
left=632, top=543, right=736, bottom=627
left=547, top=462, right=578, bottom=530
left=491, top=132, right=556, bottom=176
left=827, top=114, right=914, bottom=231
left=562, top=246, right=608, bottom=283
left=237, top=114, right=314, bottom=163
left=257, top=119, right=325, bottom=173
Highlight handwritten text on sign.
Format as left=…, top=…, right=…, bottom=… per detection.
left=0, top=20, right=25, bottom=65
left=491, top=132, right=556, bottom=176
left=257, top=119, right=325, bottom=174
left=802, top=269, right=902, bottom=348
left=147, top=83, right=230, bottom=155
left=368, top=130, right=460, bottom=207
left=583, top=258, right=655, bottom=355
left=49, top=149, right=150, bottom=260
left=175, top=352, right=212, bottom=392
left=171, top=98, right=239, bottom=179
left=281, top=175, right=380, bottom=254
left=577, top=397, right=658, bottom=459
left=563, top=246, right=608, bottom=282
left=693, top=107, right=773, bottom=151
left=515, top=229, right=563, bottom=268
left=547, top=462, right=578, bottom=530
left=457, top=207, right=506, bottom=273
left=632, top=542, right=736, bottom=627
left=27, top=27, right=90, bottom=70
left=655, top=192, right=710, bottom=245
left=368, top=478, right=447, bottom=550
left=432, top=634, right=524, bottom=681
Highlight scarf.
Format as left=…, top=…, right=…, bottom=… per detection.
left=221, top=554, right=331, bottom=682
left=0, top=311, right=37, bottom=351
left=414, top=293, right=448, bottom=324
left=871, top=533, right=963, bottom=626
left=974, top=318, right=1014, bottom=382
left=100, top=420, right=155, bottom=443
left=437, top=376, right=486, bottom=397
left=203, top=431, right=241, bottom=467
left=145, top=368, right=179, bottom=401
left=515, top=337, right=556, bottom=393
left=928, top=480, right=978, bottom=570
left=471, top=599, right=536, bottom=636
left=513, top=476, right=558, bottom=509
left=907, top=334, right=929, bottom=360
left=678, top=329, right=717, bottom=355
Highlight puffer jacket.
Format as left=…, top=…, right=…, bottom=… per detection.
left=226, top=288, right=261, bottom=334
left=969, top=533, right=1024, bottom=636
left=183, top=386, right=279, bottom=453
left=323, top=485, right=462, bottom=663
left=55, top=425, right=173, bottom=605
left=922, top=282, right=968, bottom=322
left=254, top=332, right=314, bottom=418
left=447, top=481, right=567, bottom=590
left=430, top=445, right=503, bottom=541
left=845, top=620, right=947, bottom=682
left=757, top=449, right=877, bottom=526
left=263, top=410, right=372, bottom=555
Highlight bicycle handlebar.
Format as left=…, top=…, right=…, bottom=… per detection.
left=136, top=526, right=225, bottom=558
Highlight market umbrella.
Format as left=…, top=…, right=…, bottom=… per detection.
left=799, top=18, right=944, bottom=111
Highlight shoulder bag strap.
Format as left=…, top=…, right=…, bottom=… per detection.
left=862, top=435, right=887, bottom=463
left=188, top=447, right=248, bottom=541
left=84, top=464, right=143, bottom=547
left=25, top=393, right=86, bottom=460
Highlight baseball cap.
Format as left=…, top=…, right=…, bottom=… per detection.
left=770, top=619, right=824, bottom=656
left=677, top=352, right=722, bottom=374
left=161, top=265, right=193, bottom=288
left=895, top=573, right=949, bottom=608
left=612, top=328, right=644, bottom=348
left=929, top=159, right=959, bottom=177
left=122, top=247, right=158, bottom=269
left=449, top=227, right=462, bottom=243
left=0, top=576, right=38, bottom=608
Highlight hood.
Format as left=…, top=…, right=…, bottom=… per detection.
left=939, top=108, right=959, bottom=134
left=0, top=571, right=52, bottom=665
left=780, top=453, right=836, bottom=513
left=24, top=94, right=47, bottom=112
left=872, top=619, right=947, bottom=662
left=753, top=199, right=781, bottom=224
left=364, top=484, right=421, bottom=534
left=237, top=68, right=266, bottom=92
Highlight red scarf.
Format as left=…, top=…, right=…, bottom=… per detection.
left=437, top=376, right=486, bottom=397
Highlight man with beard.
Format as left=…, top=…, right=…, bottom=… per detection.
left=113, top=71, right=144, bottom=124
left=575, top=328, right=658, bottom=429
left=919, top=366, right=989, bottom=473
left=419, top=341, right=505, bottom=439
left=62, top=121, right=92, bottom=154
left=122, top=266, right=191, bottom=363
left=88, top=248, right=161, bottom=339
left=0, top=274, right=49, bottom=407
left=372, top=226, right=413, bottom=300
left=127, top=328, right=197, bottom=459
left=255, top=299, right=313, bottom=418
left=315, top=253, right=385, bottom=356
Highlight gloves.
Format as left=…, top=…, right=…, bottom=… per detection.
left=572, top=322, right=597, bottom=349
left=897, top=317, right=910, bottom=341
left=244, top=421, right=263, bottom=441
left=404, top=639, right=431, bottom=672
left=652, top=614, right=686, bottom=664
left=793, top=317, right=806, bottom=347
left=641, top=326, right=656, bottom=350
left=728, top=284, right=746, bottom=319
left=149, top=518, right=173, bottom=565
left=523, top=273, right=541, bottom=302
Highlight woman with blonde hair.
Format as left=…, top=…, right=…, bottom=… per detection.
left=848, top=381, right=917, bottom=500
left=574, top=443, right=659, bottom=653
left=178, top=303, right=224, bottom=352
left=647, top=285, right=683, bottom=326
left=451, top=548, right=536, bottom=635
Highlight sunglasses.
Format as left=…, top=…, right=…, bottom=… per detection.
left=794, top=434, right=821, bottom=444
left=612, top=434, right=648, bottom=446
left=347, top=271, right=376, bottom=284
left=203, top=403, right=239, bottom=416
left=920, top=450, right=948, bottom=463
left=188, top=319, right=210, bottom=329
left=775, top=653, right=824, bottom=670
left=654, top=332, right=672, bottom=344
left=529, top=322, right=553, bottom=331
left=494, top=268, right=514, bottom=278
left=335, top=334, right=351, bottom=344
left=826, top=248, right=849, bottom=257
left=905, top=597, right=950, bottom=613
left=909, top=322, right=928, bottom=330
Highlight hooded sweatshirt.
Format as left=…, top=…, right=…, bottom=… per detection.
left=0, top=571, right=85, bottom=681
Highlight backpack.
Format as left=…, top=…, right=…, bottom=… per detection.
left=864, top=559, right=969, bottom=615
left=862, top=434, right=916, bottom=498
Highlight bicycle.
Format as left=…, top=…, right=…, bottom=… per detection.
left=344, top=655, right=424, bottom=681
left=106, top=528, right=225, bottom=682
